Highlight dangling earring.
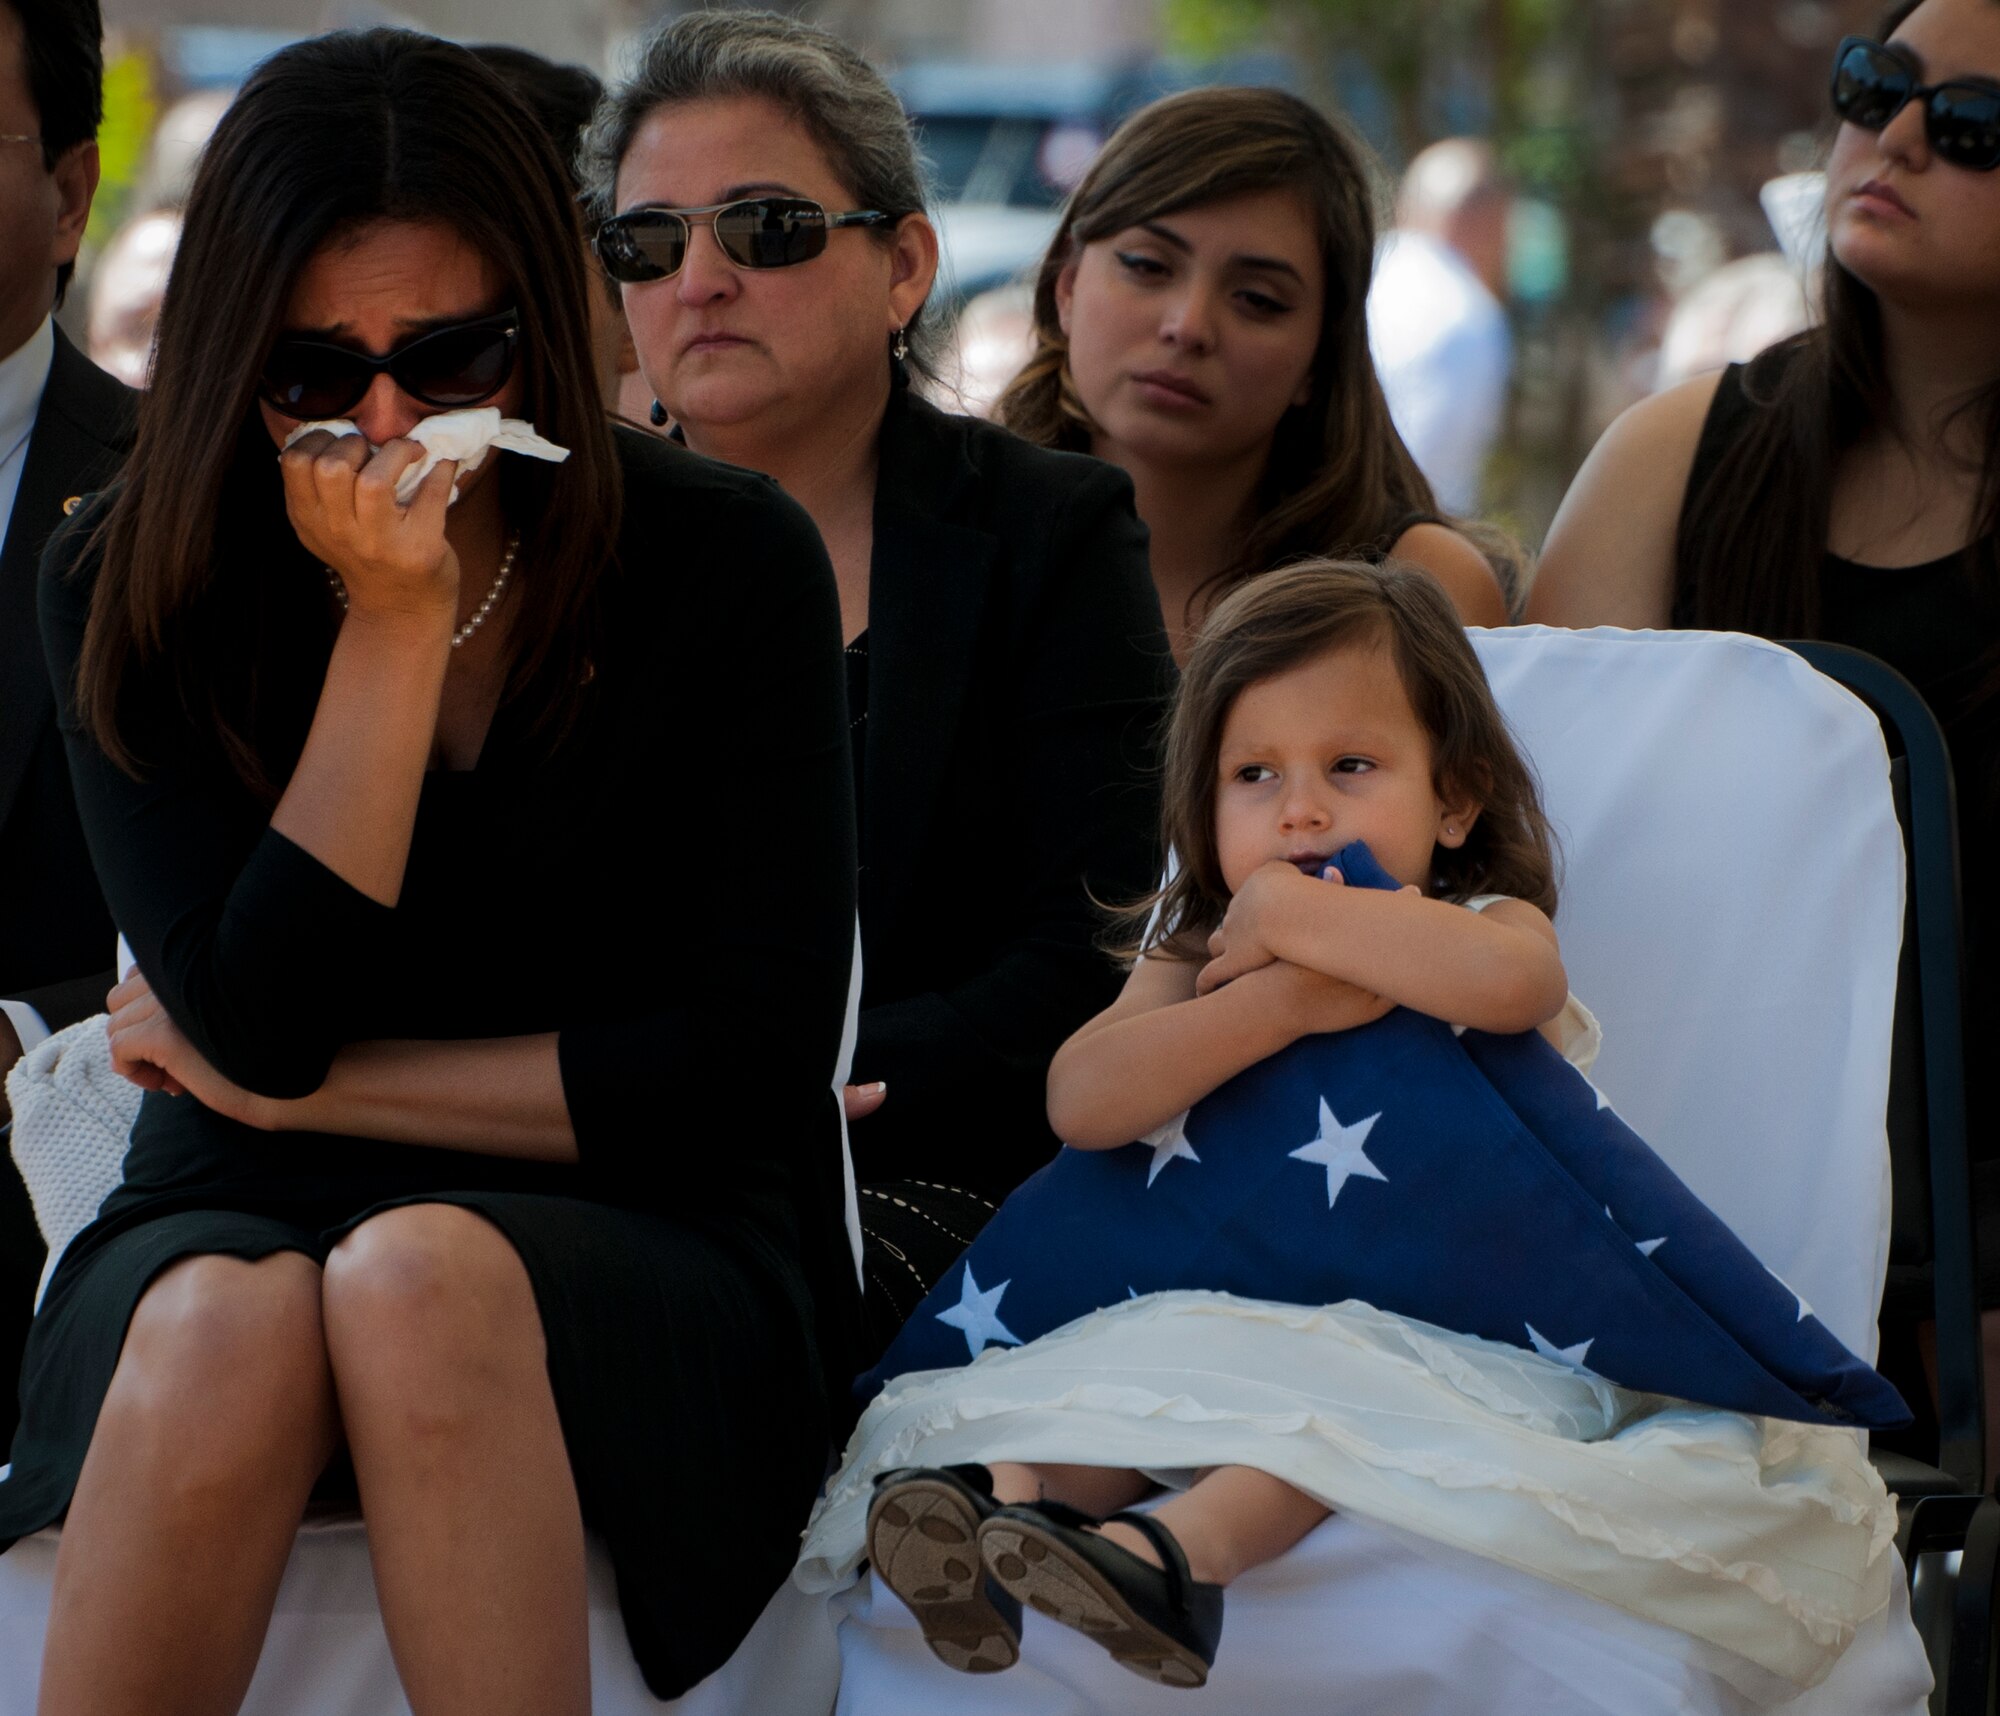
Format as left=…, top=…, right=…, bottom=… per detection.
left=891, top=325, right=909, bottom=362
left=648, top=399, right=668, bottom=427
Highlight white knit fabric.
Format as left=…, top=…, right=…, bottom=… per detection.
left=5, top=1015, right=137, bottom=1306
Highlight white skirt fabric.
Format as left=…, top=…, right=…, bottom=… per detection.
left=798, top=1292, right=1898, bottom=1694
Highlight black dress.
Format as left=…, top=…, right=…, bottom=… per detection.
left=842, top=381, right=1173, bottom=1353
left=0, top=427, right=859, bottom=1700
left=1677, top=360, right=2000, bottom=1296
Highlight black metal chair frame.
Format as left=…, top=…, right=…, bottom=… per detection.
left=1787, top=639, right=1992, bottom=1716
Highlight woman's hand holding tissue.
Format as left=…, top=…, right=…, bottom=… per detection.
left=278, top=427, right=459, bottom=634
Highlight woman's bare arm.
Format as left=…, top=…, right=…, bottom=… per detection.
left=265, top=437, right=466, bottom=906
left=105, top=969, right=576, bottom=1156
left=1390, top=522, right=1509, bottom=628
left=253, top=1035, right=574, bottom=1156
left=1525, top=372, right=1722, bottom=628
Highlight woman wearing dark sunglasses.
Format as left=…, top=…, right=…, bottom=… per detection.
left=4, top=29, right=859, bottom=1714
left=584, top=12, right=1173, bottom=1359
left=1533, top=0, right=2000, bottom=1440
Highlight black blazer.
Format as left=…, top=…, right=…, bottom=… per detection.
left=851, top=384, right=1172, bottom=1201
left=0, top=325, right=133, bottom=1455
left=0, top=326, right=135, bottom=1025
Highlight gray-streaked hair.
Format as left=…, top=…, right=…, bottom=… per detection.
left=579, top=7, right=938, bottom=369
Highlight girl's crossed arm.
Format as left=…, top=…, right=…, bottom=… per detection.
left=1197, top=861, right=1569, bottom=1036
left=1047, top=951, right=1391, bottom=1150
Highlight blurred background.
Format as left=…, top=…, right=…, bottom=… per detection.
left=78, top=0, right=1888, bottom=544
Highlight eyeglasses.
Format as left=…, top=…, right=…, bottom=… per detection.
left=594, top=197, right=894, bottom=284
left=1830, top=36, right=2000, bottom=171
left=257, top=308, right=521, bottom=420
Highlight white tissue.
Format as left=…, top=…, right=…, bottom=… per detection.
left=280, top=408, right=570, bottom=505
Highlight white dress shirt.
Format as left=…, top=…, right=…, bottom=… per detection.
left=1367, top=233, right=1511, bottom=516
left=2, top=315, right=62, bottom=1055
left=0, top=314, right=55, bottom=551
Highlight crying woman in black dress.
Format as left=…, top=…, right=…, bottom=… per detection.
left=0, top=31, right=857, bottom=1714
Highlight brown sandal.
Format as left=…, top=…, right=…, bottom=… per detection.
left=865, top=1465, right=1022, bottom=1674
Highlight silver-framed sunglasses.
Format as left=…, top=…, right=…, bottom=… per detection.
left=594, top=196, right=894, bottom=283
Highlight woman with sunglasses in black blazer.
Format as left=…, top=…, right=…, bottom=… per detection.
left=586, top=12, right=1174, bottom=1359
left=1531, top=0, right=2000, bottom=1444
left=4, top=30, right=859, bottom=1712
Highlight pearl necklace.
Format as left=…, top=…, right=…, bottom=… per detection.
left=323, top=529, right=520, bottom=650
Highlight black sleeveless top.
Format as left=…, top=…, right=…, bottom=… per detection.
left=1676, top=360, right=2000, bottom=1159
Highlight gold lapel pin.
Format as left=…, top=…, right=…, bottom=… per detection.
left=62, top=495, right=83, bottom=516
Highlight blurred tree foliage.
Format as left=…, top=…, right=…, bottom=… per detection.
left=1165, top=0, right=1580, bottom=169
left=86, top=48, right=158, bottom=252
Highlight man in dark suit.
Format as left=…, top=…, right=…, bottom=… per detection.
left=0, top=0, right=134, bottom=1450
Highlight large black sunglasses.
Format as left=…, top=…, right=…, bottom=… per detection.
left=1831, top=36, right=2000, bottom=171
left=594, top=197, right=893, bottom=284
left=258, top=308, right=521, bottom=421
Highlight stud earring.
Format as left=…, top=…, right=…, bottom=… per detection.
left=648, top=399, right=668, bottom=427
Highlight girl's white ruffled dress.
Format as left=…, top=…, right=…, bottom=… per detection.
left=797, top=1291, right=1895, bottom=1692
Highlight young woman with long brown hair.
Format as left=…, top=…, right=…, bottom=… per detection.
left=998, top=86, right=1512, bottom=658
left=0, top=30, right=857, bottom=1713
left=1530, top=0, right=2000, bottom=1397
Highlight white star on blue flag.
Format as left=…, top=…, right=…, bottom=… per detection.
left=1526, top=1323, right=1596, bottom=1373
left=1142, top=1111, right=1200, bottom=1187
left=1767, top=1266, right=1814, bottom=1323
left=935, top=1265, right=1024, bottom=1358
left=1289, top=1097, right=1386, bottom=1208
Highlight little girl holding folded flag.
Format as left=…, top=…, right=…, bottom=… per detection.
left=809, top=558, right=1905, bottom=1694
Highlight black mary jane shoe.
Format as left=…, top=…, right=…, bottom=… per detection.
left=978, top=1504, right=1224, bottom=1690
left=865, top=1464, right=1023, bottom=1674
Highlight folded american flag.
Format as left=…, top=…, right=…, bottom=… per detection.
left=860, top=843, right=1908, bottom=1429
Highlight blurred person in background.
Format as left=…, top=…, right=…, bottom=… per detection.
left=130, top=87, right=227, bottom=211
left=78, top=90, right=227, bottom=390
left=586, top=8, right=1171, bottom=1358
left=470, top=43, right=648, bottom=428
left=1532, top=0, right=2000, bottom=1450
left=936, top=280, right=1035, bottom=419
left=0, top=0, right=133, bottom=1456
left=85, top=205, right=178, bottom=387
left=999, top=86, right=1511, bottom=660
left=1367, top=137, right=1514, bottom=514
left=1650, top=250, right=1812, bottom=393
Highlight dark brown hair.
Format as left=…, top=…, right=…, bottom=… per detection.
left=76, top=28, right=622, bottom=796
left=997, top=86, right=1519, bottom=619
left=1678, top=0, right=1999, bottom=667
left=4, top=0, right=103, bottom=305
left=1119, top=558, right=1556, bottom=960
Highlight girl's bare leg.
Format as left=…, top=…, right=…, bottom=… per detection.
left=988, top=1460, right=1152, bottom=1518
left=38, top=1251, right=339, bottom=1716
left=1108, top=1466, right=1330, bottom=1585
left=321, top=1204, right=588, bottom=1716
left=987, top=1461, right=1327, bottom=1585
